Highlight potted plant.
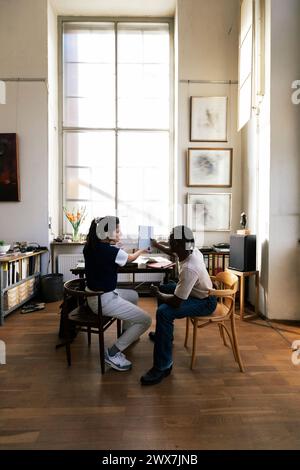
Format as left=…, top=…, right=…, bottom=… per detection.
left=0, top=240, right=11, bottom=254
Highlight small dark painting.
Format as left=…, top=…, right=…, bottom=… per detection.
left=0, top=133, right=20, bottom=202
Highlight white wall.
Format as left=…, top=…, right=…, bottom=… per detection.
left=48, top=0, right=59, bottom=241
left=241, top=0, right=300, bottom=319
left=0, top=0, right=47, bottom=78
left=241, top=0, right=271, bottom=315
left=268, top=0, right=300, bottom=319
left=0, top=0, right=49, bottom=248
left=177, top=0, right=241, bottom=246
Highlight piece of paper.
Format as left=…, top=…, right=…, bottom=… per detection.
left=147, top=261, right=175, bottom=269
left=138, top=225, right=153, bottom=252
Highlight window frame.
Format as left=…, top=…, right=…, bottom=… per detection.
left=58, top=16, right=175, bottom=239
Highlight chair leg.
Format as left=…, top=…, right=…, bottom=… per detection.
left=218, top=322, right=228, bottom=347
left=87, top=326, right=91, bottom=346
left=98, top=329, right=106, bottom=374
left=220, top=322, right=238, bottom=362
left=64, top=314, right=71, bottom=366
left=184, top=317, right=190, bottom=348
left=230, top=315, right=245, bottom=372
left=191, top=319, right=198, bottom=369
left=117, top=319, right=122, bottom=338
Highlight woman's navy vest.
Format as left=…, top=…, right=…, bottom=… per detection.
left=84, top=241, right=119, bottom=292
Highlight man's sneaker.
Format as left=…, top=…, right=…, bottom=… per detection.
left=105, top=349, right=132, bottom=371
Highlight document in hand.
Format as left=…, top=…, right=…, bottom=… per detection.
left=138, top=225, right=153, bottom=252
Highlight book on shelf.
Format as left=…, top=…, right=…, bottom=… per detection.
left=2, top=262, right=8, bottom=288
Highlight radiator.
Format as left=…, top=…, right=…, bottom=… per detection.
left=57, top=254, right=164, bottom=283
left=57, top=254, right=84, bottom=282
left=118, top=272, right=164, bottom=283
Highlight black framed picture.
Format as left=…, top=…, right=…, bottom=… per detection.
left=0, top=133, right=20, bottom=202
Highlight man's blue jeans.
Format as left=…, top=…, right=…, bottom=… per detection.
left=153, top=282, right=217, bottom=371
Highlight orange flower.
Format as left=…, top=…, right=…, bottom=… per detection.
left=63, top=206, right=86, bottom=234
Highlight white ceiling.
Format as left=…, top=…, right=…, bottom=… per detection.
left=50, top=0, right=176, bottom=17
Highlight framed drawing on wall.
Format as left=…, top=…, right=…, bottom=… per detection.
left=187, top=193, right=231, bottom=232
left=187, top=148, right=232, bottom=187
left=190, top=96, right=228, bottom=142
left=0, top=133, right=20, bottom=202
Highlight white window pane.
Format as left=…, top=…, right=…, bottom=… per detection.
left=118, top=64, right=169, bottom=99
left=64, top=131, right=115, bottom=204
left=143, top=31, right=170, bottom=64
left=64, top=63, right=115, bottom=99
left=118, top=98, right=169, bottom=128
left=143, top=65, right=169, bottom=98
left=143, top=168, right=169, bottom=201
left=240, top=27, right=252, bottom=88
left=118, top=167, right=144, bottom=201
left=65, top=168, right=114, bottom=209
left=118, top=131, right=170, bottom=236
left=63, top=23, right=115, bottom=128
left=64, top=96, right=115, bottom=128
left=118, top=64, right=142, bottom=98
left=118, top=131, right=169, bottom=169
left=62, top=22, right=171, bottom=237
left=117, top=23, right=169, bottom=64
left=117, top=30, right=143, bottom=63
left=117, top=23, right=170, bottom=128
left=143, top=202, right=170, bottom=234
left=90, top=167, right=115, bottom=202
left=118, top=201, right=169, bottom=237
left=63, top=23, right=115, bottom=64
left=66, top=167, right=91, bottom=200
left=117, top=202, right=143, bottom=237
left=64, top=131, right=115, bottom=167
left=91, top=202, right=116, bottom=219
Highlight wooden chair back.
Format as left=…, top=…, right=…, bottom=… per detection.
left=213, top=271, right=238, bottom=311
left=61, top=278, right=121, bottom=373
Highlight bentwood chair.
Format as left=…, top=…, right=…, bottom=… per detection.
left=184, top=271, right=244, bottom=372
left=61, top=278, right=121, bottom=374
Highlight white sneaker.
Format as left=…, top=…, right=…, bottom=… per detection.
left=105, top=349, right=132, bottom=371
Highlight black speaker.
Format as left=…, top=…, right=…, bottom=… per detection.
left=229, top=234, right=256, bottom=272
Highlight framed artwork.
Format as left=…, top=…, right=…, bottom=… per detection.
left=0, top=133, right=20, bottom=202
left=190, top=96, right=228, bottom=142
left=187, top=148, right=232, bottom=187
left=187, top=193, right=231, bottom=232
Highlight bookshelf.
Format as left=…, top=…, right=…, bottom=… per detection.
left=200, top=249, right=230, bottom=276
left=0, top=250, right=47, bottom=325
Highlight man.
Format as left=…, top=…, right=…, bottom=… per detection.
left=140, top=225, right=217, bottom=385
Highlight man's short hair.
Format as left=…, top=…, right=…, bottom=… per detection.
left=170, top=225, right=195, bottom=250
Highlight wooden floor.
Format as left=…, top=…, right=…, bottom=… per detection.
left=0, top=297, right=300, bottom=450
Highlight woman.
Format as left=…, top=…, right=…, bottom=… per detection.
left=83, top=216, right=151, bottom=372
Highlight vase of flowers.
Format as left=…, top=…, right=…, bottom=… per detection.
left=63, top=206, right=86, bottom=242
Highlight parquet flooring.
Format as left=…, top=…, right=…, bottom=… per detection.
left=0, top=298, right=300, bottom=450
